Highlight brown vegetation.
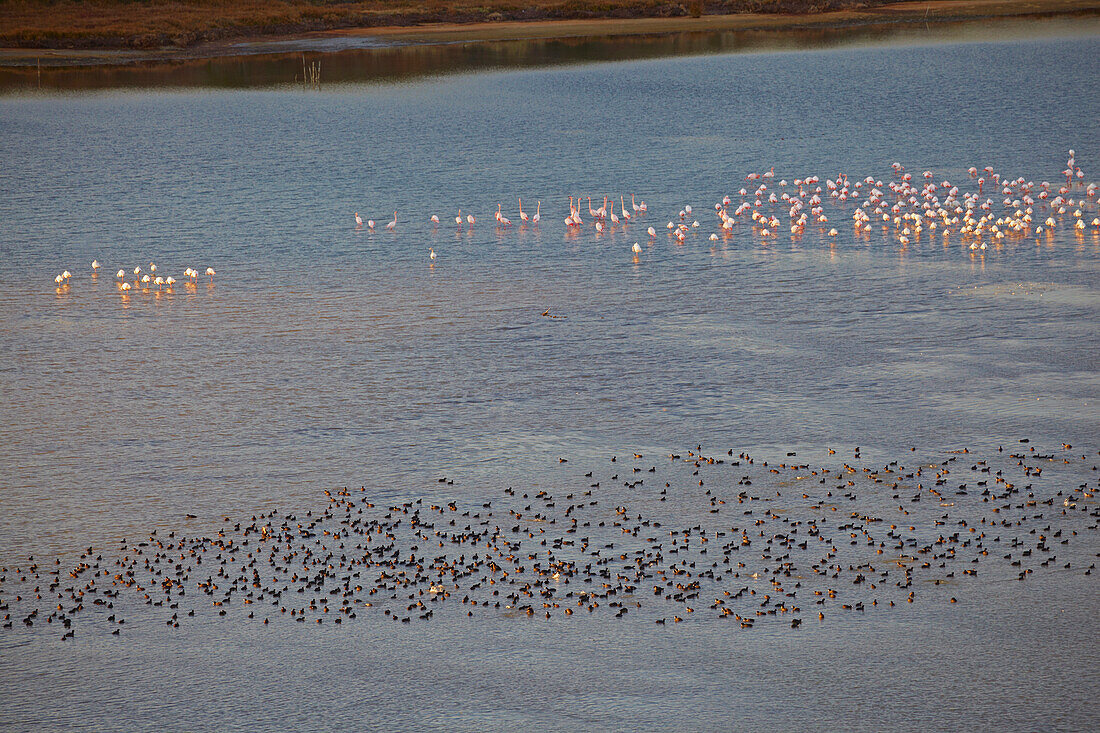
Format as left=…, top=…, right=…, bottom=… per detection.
left=0, top=0, right=910, bottom=49
left=2, top=0, right=1096, bottom=51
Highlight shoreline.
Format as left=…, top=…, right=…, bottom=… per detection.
left=1, top=0, right=1097, bottom=68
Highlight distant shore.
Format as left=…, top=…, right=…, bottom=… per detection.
left=1, top=0, right=1097, bottom=67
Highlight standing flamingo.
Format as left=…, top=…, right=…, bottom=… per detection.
left=533, top=202, right=541, bottom=224
left=385, top=212, right=396, bottom=230
left=519, top=199, right=528, bottom=223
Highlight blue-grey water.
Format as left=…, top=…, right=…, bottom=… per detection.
left=0, top=29, right=1098, bottom=731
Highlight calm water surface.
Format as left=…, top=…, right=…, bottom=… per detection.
left=0, top=32, right=1098, bottom=731
left=2, top=15, right=1096, bottom=90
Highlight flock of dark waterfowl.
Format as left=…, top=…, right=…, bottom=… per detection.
left=2, top=441, right=1097, bottom=638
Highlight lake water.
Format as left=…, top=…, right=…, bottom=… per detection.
left=0, top=27, right=1098, bottom=732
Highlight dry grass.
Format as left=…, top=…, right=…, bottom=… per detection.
left=0, top=0, right=904, bottom=48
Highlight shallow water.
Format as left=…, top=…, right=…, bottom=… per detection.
left=0, top=31, right=1098, bottom=731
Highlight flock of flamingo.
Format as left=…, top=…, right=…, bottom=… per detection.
left=349, top=152, right=1096, bottom=261
left=50, top=153, right=1096, bottom=288
left=52, top=261, right=216, bottom=293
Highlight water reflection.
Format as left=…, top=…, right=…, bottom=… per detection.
left=1, top=15, right=1095, bottom=92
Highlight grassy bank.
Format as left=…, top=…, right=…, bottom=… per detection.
left=2, top=0, right=1097, bottom=51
